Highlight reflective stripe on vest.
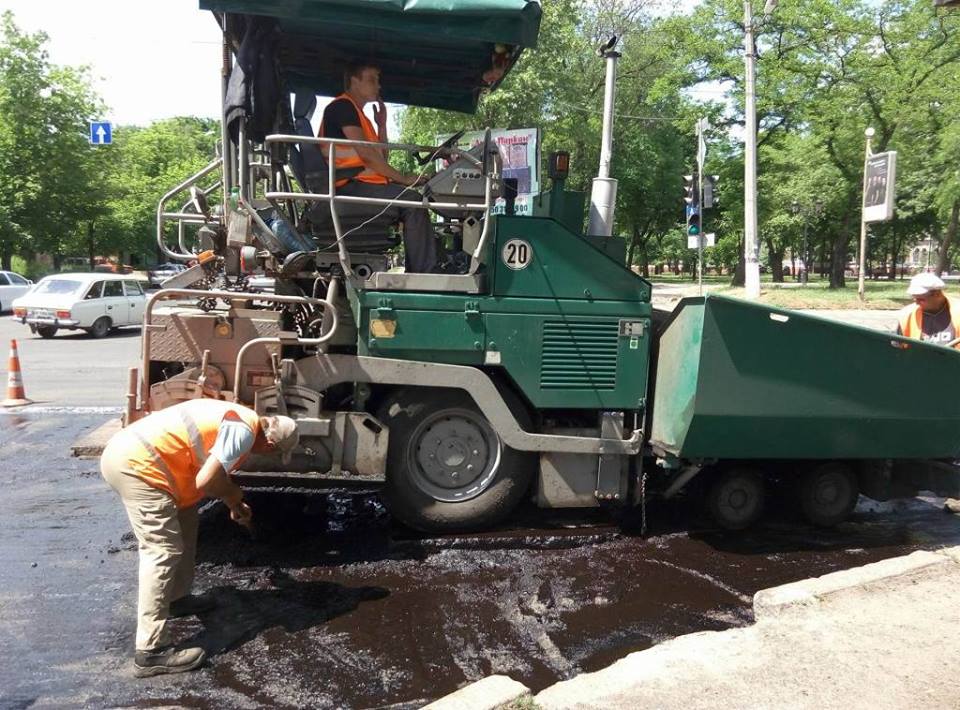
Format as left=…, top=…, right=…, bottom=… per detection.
left=318, top=93, right=390, bottom=187
left=897, top=295, right=960, bottom=349
left=121, top=399, right=261, bottom=508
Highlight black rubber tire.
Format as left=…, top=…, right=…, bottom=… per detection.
left=87, top=316, right=111, bottom=339
left=798, top=462, right=858, bottom=527
left=706, top=467, right=766, bottom=530
left=377, top=388, right=535, bottom=533
left=36, top=325, right=57, bottom=339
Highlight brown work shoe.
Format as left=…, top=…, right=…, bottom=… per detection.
left=169, top=592, right=217, bottom=618
left=133, top=646, right=205, bottom=678
left=944, top=498, right=960, bottom=514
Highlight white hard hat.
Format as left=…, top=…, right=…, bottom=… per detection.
left=907, top=272, right=946, bottom=297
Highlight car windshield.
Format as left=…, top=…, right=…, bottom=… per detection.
left=34, top=279, right=84, bottom=296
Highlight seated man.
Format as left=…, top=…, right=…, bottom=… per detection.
left=318, top=61, right=437, bottom=273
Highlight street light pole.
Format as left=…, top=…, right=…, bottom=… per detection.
left=743, top=0, right=761, bottom=299
left=857, top=126, right=875, bottom=302
left=743, top=0, right=778, bottom=299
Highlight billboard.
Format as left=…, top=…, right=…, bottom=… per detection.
left=863, top=151, right=897, bottom=223
left=438, top=128, right=541, bottom=216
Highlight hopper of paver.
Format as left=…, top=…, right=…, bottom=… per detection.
left=650, top=294, right=960, bottom=461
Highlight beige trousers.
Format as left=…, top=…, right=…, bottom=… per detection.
left=100, top=434, right=199, bottom=651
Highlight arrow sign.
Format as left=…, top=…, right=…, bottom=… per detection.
left=89, top=121, right=112, bottom=145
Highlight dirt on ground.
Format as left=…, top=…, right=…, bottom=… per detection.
left=3, top=411, right=960, bottom=709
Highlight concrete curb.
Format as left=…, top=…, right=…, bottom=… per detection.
left=753, top=547, right=959, bottom=619
left=423, top=675, right=531, bottom=710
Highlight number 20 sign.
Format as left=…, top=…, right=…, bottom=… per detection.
left=501, top=239, right=533, bottom=270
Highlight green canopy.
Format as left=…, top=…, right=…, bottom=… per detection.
left=200, top=0, right=542, bottom=113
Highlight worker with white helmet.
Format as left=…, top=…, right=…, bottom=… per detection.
left=896, top=272, right=960, bottom=348
left=100, top=399, right=299, bottom=677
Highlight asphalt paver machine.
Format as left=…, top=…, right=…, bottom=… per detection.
left=134, top=0, right=960, bottom=532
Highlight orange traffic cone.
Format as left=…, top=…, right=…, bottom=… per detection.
left=2, top=339, right=32, bottom=407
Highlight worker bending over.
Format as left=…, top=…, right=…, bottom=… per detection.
left=100, top=398, right=299, bottom=677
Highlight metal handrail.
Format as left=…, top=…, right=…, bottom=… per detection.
left=140, top=288, right=338, bottom=412
left=263, top=133, right=494, bottom=280
left=156, top=158, right=223, bottom=261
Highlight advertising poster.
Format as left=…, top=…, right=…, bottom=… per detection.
left=438, top=128, right=541, bottom=215
left=863, top=151, right=897, bottom=223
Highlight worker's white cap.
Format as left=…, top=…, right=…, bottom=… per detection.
left=263, top=415, right=299, bottom=463
left=907, top=272, right=946, bottom=297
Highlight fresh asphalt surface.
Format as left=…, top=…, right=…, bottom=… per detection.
left=3, top=302, right=960, bottom=708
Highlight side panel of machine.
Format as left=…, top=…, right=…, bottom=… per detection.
left=490, top=216, right=651, bottom=302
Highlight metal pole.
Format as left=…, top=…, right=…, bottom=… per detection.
left=697, top=118, right=705, bottom=296
left=220, top=28, right=233, bottom=203
left=743, top=1, right=761, bottom=299
left=588, top=44, right=620, bottom=237
left=802, top=217, right=809, bottom=285
left=857, top=127, right=875, bottom=302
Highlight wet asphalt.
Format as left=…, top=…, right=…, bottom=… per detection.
left=4, top=411, right=960, bottom=709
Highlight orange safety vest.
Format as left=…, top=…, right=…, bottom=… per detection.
left=318, top=93, right=390, bottom=187
left=118, top=399, right=261, bottom=508
left=897, top=295, right=960, bottom=349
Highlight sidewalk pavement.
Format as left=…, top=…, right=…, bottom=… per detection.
left=534, top=546, right=960, bottom=710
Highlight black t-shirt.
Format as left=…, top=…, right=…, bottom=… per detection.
left=320, top=98, right=362, bottom=140
left=897, top=305, right=956, bottom=345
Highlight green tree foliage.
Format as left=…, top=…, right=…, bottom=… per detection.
left=0, top=11, right=103, bottom=270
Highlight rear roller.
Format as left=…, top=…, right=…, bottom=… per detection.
left=377, top=388, right=535, bottom=532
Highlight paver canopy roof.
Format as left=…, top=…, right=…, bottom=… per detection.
left=200, top=0, right=542, bottom=112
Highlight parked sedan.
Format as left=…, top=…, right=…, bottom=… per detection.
left=0, top=270, right=33, bottom=313
left=11, top=273, right=147, bottom=338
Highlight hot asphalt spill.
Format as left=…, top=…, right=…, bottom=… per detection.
left=4, top=411, right=960, bottom=709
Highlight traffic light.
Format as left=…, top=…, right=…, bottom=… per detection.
left=683, top=173, right=699, bottom=206
left=687, top=208, right=700, bottom=237
left=703, top=175, right=719, bottom=209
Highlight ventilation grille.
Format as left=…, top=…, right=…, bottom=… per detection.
left=540, top=320, right=619, bottom=390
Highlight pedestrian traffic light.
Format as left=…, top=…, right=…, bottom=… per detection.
left=703, top=175, right=719, bottom=208
left=683, top=173, right=699, bottom=206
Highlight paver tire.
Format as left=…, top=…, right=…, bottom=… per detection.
left=377, top=388, right=535, bottom=533
left=798, top=462, right=858, bottom=527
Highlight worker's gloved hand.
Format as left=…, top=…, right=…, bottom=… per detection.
left=229, top=500, right=253, bottom=528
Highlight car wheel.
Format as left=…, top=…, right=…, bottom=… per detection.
left=87, top=317, right=111, bottom=339
left=377, top=388, right=535, bottom=533
left=36, top=325, right=58, bottom=339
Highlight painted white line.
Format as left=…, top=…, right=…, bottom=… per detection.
left=0, top=406, right=122, bottom=414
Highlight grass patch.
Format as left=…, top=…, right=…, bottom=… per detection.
left=647, top=276, right=914, bottom=310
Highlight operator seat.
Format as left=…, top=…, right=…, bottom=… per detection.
left=290, top=90, right=398, bottom=254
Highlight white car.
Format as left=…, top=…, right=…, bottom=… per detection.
left=0, top=270, right=33, bottom=312
left=12, top=273, right=147, bottom=339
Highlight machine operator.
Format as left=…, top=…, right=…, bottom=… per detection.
left=318, top=61, right=438, bottom=273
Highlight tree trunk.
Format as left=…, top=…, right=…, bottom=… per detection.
left=730, top=234, right=745, bottom=286
left=1, top=250, right=11, bottom=271
left=766, top=239, right=784, bottom=283
left=936, top=199, right=960, bottom=277
left=87, top=221, right=96, bottom=270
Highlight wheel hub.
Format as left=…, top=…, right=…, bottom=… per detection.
left=414, top=415, right=492, bottom=495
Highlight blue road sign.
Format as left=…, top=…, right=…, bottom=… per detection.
left=89, top=121, right=112, bottom=145
left=685, top=204, right=700, bottom=219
